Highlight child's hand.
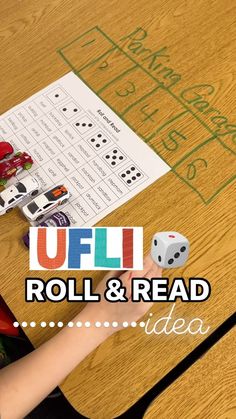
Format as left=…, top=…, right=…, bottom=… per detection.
left=80, top=254, right=162, bottom=336
left=0, top=256, right=161, bottom=419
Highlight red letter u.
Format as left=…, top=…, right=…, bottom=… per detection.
left=37, top=228, right=66, bottom=269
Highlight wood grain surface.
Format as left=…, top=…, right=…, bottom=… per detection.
left=0, top=1, right=235, bottom=418
left=144, top=329, right=236, bottom=419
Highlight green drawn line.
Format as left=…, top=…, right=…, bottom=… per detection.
left=57, top=26, right=235, bottom=204
left=154, top=109, right=189, bottom=136
left=71, top=70, right=138, bottom=134
left=60, top=62, right=208, bottom=205
left=164, top=88, right=215, bottom=136
left=77, top=46, right=117, bottom=73
left=205, top=175, right=236, bottom=204
left=58, top=49, right=208, bottom=204
left=142, top=109, right=189, bottom=146
left=59, top=27, right=210, bottom=138
left=97, top=64, right=138, bottom=95
left=96, top=27, right=215, bottom=136
left=81, top=39, right=95, bottom=47
left=59, top=45, right=117, bottom=75
left=58, top=26, right=227, bottom=142
left=172, top=170, right=236, bottom=205
left=147, top=141, right=173, bottom=169
left=121, top=85, right=161, bottom=116
left=171, top=167, right=207, bottom=204
left=216, top=138, right=236, bottom=157
left=59, top=26, right=98, bottom=51
left=58, top=50, right=78, bottom=74
left=172, top=136, right=216, bottom=169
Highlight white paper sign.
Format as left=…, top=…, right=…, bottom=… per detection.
left=0, top=72, right=170, bottom=226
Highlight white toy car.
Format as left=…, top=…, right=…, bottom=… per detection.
left=22, top=185, right=69, bottom=222
left=0, top=176, right=40, bottom=216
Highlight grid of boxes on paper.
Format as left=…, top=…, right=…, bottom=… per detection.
left=0, top=84, right=147, bottom=226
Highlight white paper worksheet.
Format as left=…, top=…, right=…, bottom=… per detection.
left=0, top=72, right=170, bottom=226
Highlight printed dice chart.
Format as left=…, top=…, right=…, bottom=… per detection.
left=0, top=72, right=170, bottom=226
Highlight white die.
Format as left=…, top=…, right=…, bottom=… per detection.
left=151, top=231, right=189, bottom=268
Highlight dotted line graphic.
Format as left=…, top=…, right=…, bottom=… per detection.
left=13, top=321, right=146, bottom=329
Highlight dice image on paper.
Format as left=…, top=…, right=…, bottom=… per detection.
left=46, top=87, right=68, bottom=104
left=58, top=101, right=81, bottom=119
left=151, top=232, right=189, bottom=268
left=73, top=115, right=96, bottom=134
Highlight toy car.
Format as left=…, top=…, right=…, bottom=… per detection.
left=0, top=152, right=33, bottom=185
left=0, top=176, right=40, bottom=216
left=22, top=185, right=69, bottom=222
left=22, top=211, right=71, bottom=248
left=0, top=142, right=14, bottom=160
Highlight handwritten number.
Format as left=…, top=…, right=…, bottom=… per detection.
left=115, top=81, right=136, bottom=97
left=140, top=104, right=159, bottom=122
left=186, top=158, right=208, bottom=180
left=162, top=130, right=187, bottom=152
left=99, top=60, right=109, bottom=70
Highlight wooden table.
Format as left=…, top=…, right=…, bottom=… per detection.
left=0, top=1, right=235, bottom=418
left=144, top=328, right=236, bottom=419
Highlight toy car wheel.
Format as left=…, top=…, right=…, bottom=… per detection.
left=0, top=153, right=11, bottom=161
left=60, top=199, right=68, bottom=205
left=4, top=153, right=12, bottom=159
left=0, top=179, right=7, bottom=186
left=36, top=214, right=44, bottom=222
left=16, top=167, right=23, bottom=175
left=6, top=208, right=13, bottom=213
left=31, top=190, right=39, bottom=197
left=23, top=163, right=32, bottom=170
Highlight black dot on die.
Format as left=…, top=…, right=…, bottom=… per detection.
left=74, top=108, right=78, bottom=112
left=127, top=180, right=131, bottom=184
left=98, top=134, right=102, bottom=138
left=154, top=239, right=157, bottom=246
left=88, top=123, right=92, bottom=127
left=174, top=252, right=180, bottom=258
left=121, top=174, right=126, bottom=178
left=111, top=161, right=116, bottom=166
left=131, top=166, right=135, bottom=171
left=112, top=156, right=117, bottom=159
left=113, top=149, right=118, bottom=154
left=76, top=123, right=80, bottom=126
left=119, top=156, right=123, bottom=160
left=126, top=170, right=130, bottom=174
left=137, top=173, right=141, bottom=177
left=82, top=123, right=86, bottom=127
left=168, top=258, right=174, bottom=265
left=96, top=144, right=100, bottom=148
left=105, top=155, right=110, bottom=159
left=55, top=94, right=59, bottom=98
left=158, top=255, right=161, bottom=262
left=102, top=139, right=107, bottom=143
left=91, top=138, right=95, bottom=142
left=180, top=246, right=186, bottom=252
left=132, top=176, right=136, bottom=180
left=63, top=108, right=67, bottom=111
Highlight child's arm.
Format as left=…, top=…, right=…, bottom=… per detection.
left=0, top=255, right=162, bottom=419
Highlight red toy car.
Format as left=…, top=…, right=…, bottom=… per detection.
left=0, top=142, right=14, bottom=160
left=0, top=152, right=33, bottom=185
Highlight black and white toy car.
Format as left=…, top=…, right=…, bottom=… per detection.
left=22, top=185, right=70, bottom=222
left=0, top=176, right=40, bottom=216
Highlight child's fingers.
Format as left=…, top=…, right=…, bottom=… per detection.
left=119, top=254, right=156, bottom=299
left=119, top=253, right=154, bottom=284
left=103, top=270, right=125, bottom=281
left=126, top=262, right=162, bottom=300
left=145, top=263, right=163, bottom=280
